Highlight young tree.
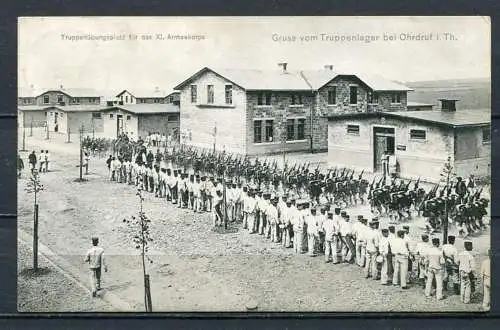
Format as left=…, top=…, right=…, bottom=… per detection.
left=24, top=169, right=44, bottom=271
left=440, top=156, right=455, bottom=242
left=123, top=185, right=154, bottom=312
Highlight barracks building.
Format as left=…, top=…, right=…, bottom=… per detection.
left=18, top=86, right=180, bottom=140
left=173, top=64, right=412, bottom=155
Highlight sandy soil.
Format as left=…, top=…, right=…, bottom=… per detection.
left=17, top=132, right=490, bottom=312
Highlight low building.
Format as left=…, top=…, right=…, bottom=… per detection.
left=407, top=101, right=434, bottom=111
left=174, top=65, right=412, bottom=155
left=103, top=104, right=180, bottom=140
left=115, top=87, right=169, bottom=104
left=326, top=99, right=490, bottom=182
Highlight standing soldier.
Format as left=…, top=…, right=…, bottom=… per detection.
left=268, top=196, right=279, bottom=242
left=425, top=237, right=445, bottom=300
left=17, top=154, right=24, bottom=178
left=323, top=211, right=337, bottom=263
left=44, top=150, right=50, bottom=172
left=379, top=228, right=391, bottom=285
left=352, top=215, right=365, bottom=267
left=28, top=150, right=37, bottom=175
left=392, top=230, right=410, bottom=289
left=442, top=235, right=459, bottom=295
left=466, top=174, right=476, bottom=195
left=84, top=150, right=90, bottom=175
left=455, top=177, right=467, bottom=202
left=281, top=199, right=293, bottom=248
left=245, top=190, right=257, bottom=233
left=38, top=150, right=45, bottom=173
left=365, top=220, right=380, bottom=279
left=84, top=237, right=108, bottom=297
left=415, top=234, right=431, bottom=288
left=339, top=212, right=354, bottom=263
left=457, top=241, right=475, bottom=304
left=306, top=207, right=318, bottom=257
left=213, top=190, right=224, bottom=227
left=292, top=201, right=305, bottom=254
left=192, top=175, right=201, bottom=212
left=481, top=249, right=491, bottom=310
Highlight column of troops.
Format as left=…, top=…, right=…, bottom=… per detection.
left=106, top=144, right=490, bottom=309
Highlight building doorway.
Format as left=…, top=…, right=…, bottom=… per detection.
left=373, top=126, right=395, bottom=172
left=117, top=114, right=123, bottom=137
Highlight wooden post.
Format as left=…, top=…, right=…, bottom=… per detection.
left=21, top=128, right=27, bottom=151
left=29, top=119, right=33, bottom=137
left=45, top=123, right=49, bottom=140
left=443, top=175, right=449, bottom=244
left=145, top=274, right=153, bottom=312
left=67, top=127, right=71, bottom=143
left=223, top=168, right=228, bottom=229
left=33, top=203, right=39, bottom=271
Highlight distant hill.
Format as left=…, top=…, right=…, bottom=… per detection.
left=405, top=78, right=490, bottom=110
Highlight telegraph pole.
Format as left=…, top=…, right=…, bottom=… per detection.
left=29, top=117, right=33, bottom=137
left=282, top=113, right=287, bottom=168
left=213, top=122, right=217, bottom=153
left=21, top=127, right=27, bottom=152
left=45, top=121, right=49, bottom=140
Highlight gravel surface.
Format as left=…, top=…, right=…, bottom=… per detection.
left=17, top=133, right=490, bottom=312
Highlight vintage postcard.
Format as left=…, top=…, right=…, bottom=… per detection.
left=17, top=16, right=491, bottom=312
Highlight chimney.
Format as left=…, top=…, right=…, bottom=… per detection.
left=155, top=86, right=160, bottom=92
left=439, top=99, right=458, bottom=112
left=324, top=65, right=334, bottom=71
left=278, top=62, right=288, bottom=73
left=59, top=85, right=64, bottom=90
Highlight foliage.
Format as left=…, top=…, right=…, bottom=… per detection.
left=439, top=156, right=455, bottom=183
left=25, top=170, right=44, bottom=197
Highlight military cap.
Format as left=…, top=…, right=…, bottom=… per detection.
left=166, top=168, right=172, bottom=172
left=201, top=175, right=206, bottom=181
left=388, top=225, right=395, bottom=232
left=340, top=211, right=347, bottom=217
left=421, top=234, right=429, bottom=240
left=290, top=198, right=296, bottom=203
left=448, top=235, right=455, bottom=240
left=311, top=208, right=317, bottom=213
left=358, top=215, right=364, bottom=220
left=464, top=241, right=473, bottom=249
left=432, top=237, right=440, bottom=245
left=237, top=182, right=242, bottom=187
left=286, top=200, right=292, bottom=205
left=91, top=236, right=99, bottom=241
left=282, top=194, right=288, bottom=200
left=303, top=201, right=310, bottom=208
left=263, top=193, right=271, bottom=199
left=360, top=218, right=368, bottom=224
left=232, top=183, right=237, bottom=188
left=369, top=221, right=378, bottom=227
left=210, top=176, right=215, bottom=180
left=257, top=191, right=263, bottom=196
left=173, top=169, right=178, bottom=174
left=403, top=225, right=410, bottom=231
left=381, top=229, right=389, bottom=234
left=320, top=206, right=326, bottom=212
left=397, top=230, right=406, bottom=237
left=334, top=207, right=341, bottom=215
left=217, top=178, right=223, bottom=183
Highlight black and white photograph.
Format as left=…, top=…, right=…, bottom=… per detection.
left=17, top=16, right=491, bottom=313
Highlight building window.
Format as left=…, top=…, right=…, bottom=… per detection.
left=286, top=119, right=295, bottom=140
left=291, top=93, right=303, bottom=105
left=265, top=120, right=274, bottom=142
left=368, top=92, right=378, bottom=104
left=168, top=114, right=178, bottom=122
left=71, top=98, right=80, bottom=104
left=190, top=85, right=197, bottom=103
left=110, top=114, right=114, bottom=119
left=349, top=86, right=358, bottom=104
left=327, top=87, right=336, bottom=105
left=225, top=85, right=233, bottom=104
left=391, top=93, right=402, bottom=103
left=254, top=120, right=262, bottom=143
left=60, top=112, right=64, bottom=117
left=410, top=129, right=426, bottom=140
left=57, top=94, right=63, bottom=103
left=482, top=126, right=491, bottom=143
left=43, top=95, right=49, bottom=104
left=207, top=85, right=214, bottom=104
left=125, top=95, right=129, bottom=103
left=257, top=92, right=272, bottom=106
left=297, top=119, right=305, bottom=140
left=154, top=99, right=159, bottom=103
left=127, top=115, right=131, bottom=120
left=347, top=124, right=360, bottom=135
left=92, top=112, right=101, bottom=119
left=23, top=99, right=29, bottom=104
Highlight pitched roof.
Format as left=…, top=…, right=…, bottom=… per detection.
left=327, top=109, right=491, bottom=128
left=407, top=102, right=434, bottom=107
left=18, top=87, right=102, bottom=98
left=116, top=88, right=169, bottom=98
left=46, top=105, right=111, bottom=112
left=174, top=67, right=413, bottom=92
left=18, top=105, right=47, bottom=111
left=174, top=67, right=312, bottom=91
left=390, top=109, right=490, bottom=127
left=113, top=104, right=180, bottom=114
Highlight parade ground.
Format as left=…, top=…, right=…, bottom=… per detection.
left=17, top=130, right=490, bottom=312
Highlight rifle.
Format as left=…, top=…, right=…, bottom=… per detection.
left=358, top=169, right=364, bottom=180
left=474, top=187, right=483, bottom=200
left=377, top=175, right=384, bottom=187
left=340, top=167, right=346, bottom=179
left=349, top=169, right=355, bottom=180
left=305, top=161, right=311, bottom=170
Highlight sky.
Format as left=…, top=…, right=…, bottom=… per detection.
left=18, top=16, right=490, bottom=95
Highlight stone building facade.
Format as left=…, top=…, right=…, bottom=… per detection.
left=174, top=66, right=412, bottom=156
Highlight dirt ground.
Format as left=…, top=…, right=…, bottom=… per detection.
left=17, top=132, right=490, bottom=312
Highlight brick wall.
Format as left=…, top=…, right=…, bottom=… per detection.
left=178, top=71, right=247, bottom=154
left=317, top=76, right=369, bottom=117
left=371, top=91, right=408, bottom=112
left=246, top=91, right=316, bottom=155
